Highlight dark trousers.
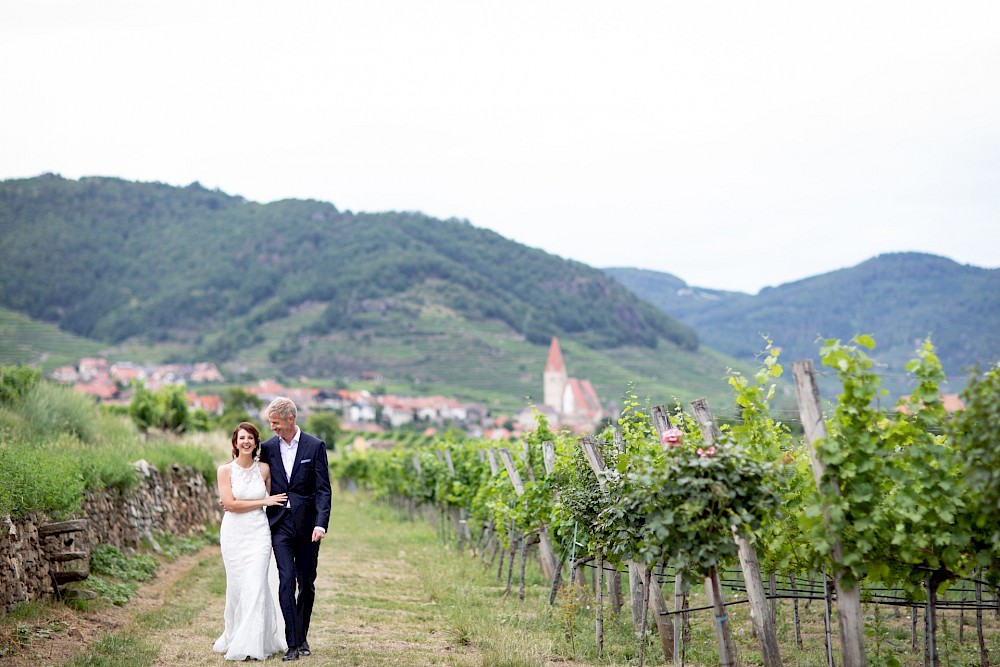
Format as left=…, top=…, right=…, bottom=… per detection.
left=272, top=515, right=320, bottom=648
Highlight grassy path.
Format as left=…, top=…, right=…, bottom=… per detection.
left=148, top=490, right=484, bottom=667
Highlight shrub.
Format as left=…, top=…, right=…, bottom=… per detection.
left=17, top=382, right=100, bottom=444
left=0, top=434, right=85, bottom=519
left=0, top=365, right=41, bottom=405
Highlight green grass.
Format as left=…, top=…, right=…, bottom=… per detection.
left=135, top=557, right=224, bottom=630
left=62, top=631, right=158, bottom=667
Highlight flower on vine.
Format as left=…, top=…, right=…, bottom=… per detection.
left=661, top=428, right=684, bottom=446
left=696, top=446, right=717, bottom=458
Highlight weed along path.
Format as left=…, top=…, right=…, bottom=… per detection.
left=150, top=490, right=484, bottom=667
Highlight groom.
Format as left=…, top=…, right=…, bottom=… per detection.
left=260, top=397, right=332, bottom=661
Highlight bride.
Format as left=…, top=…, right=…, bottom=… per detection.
left=213, top=422, right=288, bottom=661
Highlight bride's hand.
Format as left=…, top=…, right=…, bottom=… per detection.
left=265, top=493, right=287, bottom=506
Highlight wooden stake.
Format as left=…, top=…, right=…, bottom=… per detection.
left=498, top=448, right=557, bottom=579
left=595, top=547, right=605, bottom=657
left=793, top=360, right=869, bottom=667
left=705, top=566, right=737, bottom=667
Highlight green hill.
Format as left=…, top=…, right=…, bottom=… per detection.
left=0, top=306, right=106, bottom=369
left=0, top=174, right=745, bottom=413
left=606, top=254, right=1000, bottom=398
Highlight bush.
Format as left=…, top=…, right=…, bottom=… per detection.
left=0, top=435, right=85, bottom=519
left=0, top=365, right=41, bottom=405
left=16, top=381, right=100, bottom=444
left=0, top=371, right=218, bottom=519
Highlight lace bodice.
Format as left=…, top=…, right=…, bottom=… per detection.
left=228, top=460, right=266, bottom=503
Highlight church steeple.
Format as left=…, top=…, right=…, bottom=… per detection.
left=543, top=337, right=567, bottom=411
left=545, top=336, right=565, bottom=373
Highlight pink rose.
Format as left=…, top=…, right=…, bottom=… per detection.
left=661, top=428, right=684, bottom=446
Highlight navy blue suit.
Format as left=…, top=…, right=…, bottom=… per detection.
left=259, top=431, right=332, bottom=650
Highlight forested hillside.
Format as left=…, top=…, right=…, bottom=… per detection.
left=606, top=254, right=1000, bottom=396
left=0, top=175, right=695, bottom=351
left=1, top=175, right=733, bottom=411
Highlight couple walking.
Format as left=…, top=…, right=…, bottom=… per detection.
left=213, top=397, right=333, bottom=662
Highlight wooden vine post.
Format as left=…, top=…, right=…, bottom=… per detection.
left=540, top=441, right=569, bottom=604
left=498, top=448, right=557, bottom=580
left=582, top=439, right=647, bottom=632
left=792, top=359, right=868, bottom=667
left=579, top=435, right=674, bottom=663
left=651, top=404, right=737, bottom=667
left=688, top=398, right=783, bottom=667
left=442, top=450, right=473, bottom=552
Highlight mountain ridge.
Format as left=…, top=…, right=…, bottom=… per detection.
left=605, top=253, right=999, bottom=397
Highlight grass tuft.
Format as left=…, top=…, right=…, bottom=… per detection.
left=63, top=631, right=158, bottom=667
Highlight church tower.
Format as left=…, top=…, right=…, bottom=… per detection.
left=543, top=337, right=568, bottom=412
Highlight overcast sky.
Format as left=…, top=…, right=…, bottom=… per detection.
left=2, top=1, right=998, bottom=293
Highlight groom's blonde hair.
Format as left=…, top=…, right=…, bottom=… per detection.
left=266, top=396, right=297, bottom=421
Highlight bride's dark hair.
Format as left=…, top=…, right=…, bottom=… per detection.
left=230, top=422, right=261, bottom=459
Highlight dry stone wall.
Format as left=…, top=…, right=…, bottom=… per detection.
left=1, top=460, right=221, bottom=611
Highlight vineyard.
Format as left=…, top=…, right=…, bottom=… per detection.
left=333, top=337, right=1000, bottom=667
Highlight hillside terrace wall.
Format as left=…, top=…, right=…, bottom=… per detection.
left=1, top=460, right=221, bottom=611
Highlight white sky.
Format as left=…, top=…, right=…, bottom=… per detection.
left=2, top=1, right=998, bottom=293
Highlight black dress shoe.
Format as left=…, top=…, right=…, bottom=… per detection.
left=298, top=641, right=311, bottom=657
left=282, top=648, right=299, bottom=661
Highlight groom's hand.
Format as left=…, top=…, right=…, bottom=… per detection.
left=311, top=527, right=326, bottom=542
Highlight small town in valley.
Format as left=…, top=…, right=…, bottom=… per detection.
left=50, top=337, right=609, bottom=439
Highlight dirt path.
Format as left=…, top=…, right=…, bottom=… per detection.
left=155, top=492, right=481, bottom=666
left=155, top=494, right=477, bottom=667
left=0, top=548, right=210, bottom=667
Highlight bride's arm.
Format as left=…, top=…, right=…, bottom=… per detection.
left=260, top=462, right=273, bottom=494
left=218, top=465, right=287, bottom=513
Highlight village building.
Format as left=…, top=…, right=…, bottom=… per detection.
left=188, top=393, right=224, bottom=415
left=190, top=362, right=225, bottom=383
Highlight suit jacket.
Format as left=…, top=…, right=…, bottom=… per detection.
left=259, top=430, right=332, bottom=539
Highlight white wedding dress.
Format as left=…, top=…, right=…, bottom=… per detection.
left=213, top=461, right=287, bottom=661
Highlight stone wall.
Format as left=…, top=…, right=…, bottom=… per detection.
left=1, top=460, right=221, bottom=611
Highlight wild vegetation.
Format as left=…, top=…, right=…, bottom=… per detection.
left=0, top=365, right=217, bottom=519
